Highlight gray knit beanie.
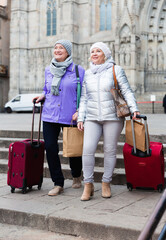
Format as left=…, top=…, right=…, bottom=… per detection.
left=55, top=39, right=72, bottom=56
left=90, top=42, right=111, bottom=59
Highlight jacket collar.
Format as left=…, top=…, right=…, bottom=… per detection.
left=66, top=62, right=75, bottom=72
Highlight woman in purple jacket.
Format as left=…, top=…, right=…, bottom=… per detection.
left=35, top=39, right=85, bottom=196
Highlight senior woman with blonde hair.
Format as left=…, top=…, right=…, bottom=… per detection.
left=77, top=42, right=140, bottom=201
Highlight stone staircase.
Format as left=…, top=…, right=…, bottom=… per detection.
left=0, top=129, right=166, bottom=240
left=0, top=129, right=166, bottom=186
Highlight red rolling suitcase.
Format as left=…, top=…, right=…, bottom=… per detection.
left=123, top=115, right=165, bottom=192
left=7, top=100, right=45, bottom=193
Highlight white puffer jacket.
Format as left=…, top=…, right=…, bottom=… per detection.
left=78, top=65, right=139, bottom=122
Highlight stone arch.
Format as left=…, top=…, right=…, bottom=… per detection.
left=148, top=0, right=158, bottom=32
left=146, top=0, right=166, bottom=33
left=157, top=1, right=166, bottom=34
left=139, top=0, right=155, bottom=32
left=119, top=24, right=131, bottom=42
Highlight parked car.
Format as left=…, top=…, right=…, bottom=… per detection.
left=4, top=94, right=42, bottom=113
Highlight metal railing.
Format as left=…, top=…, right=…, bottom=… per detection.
left=19, top=88, right=43, bottom=94
left=144, top=70, right=166, bottom=92
left=138, top=189, right=166, bottom=240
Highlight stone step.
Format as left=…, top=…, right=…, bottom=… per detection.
left=1, top=159, right=166, bottom=186
left=0, top=129, right=125, bottom=142
left=1, top=130, right=166, bottom=143
left=0, top=147, right=126, bottom=169
left=0, top=137, right=166, bottom=157
left=0, top=137, right=125, bottom=154
left=1, top=146, right=166, bottom=170
left=0, top=160, right=126, bottom=185
left=45, top=163, right=127, bottom=185
left=0, top=174, right=165, bottom=240
left=0, top=130, right=44, bottom=139
left=0, top=223, right=84, bottom=240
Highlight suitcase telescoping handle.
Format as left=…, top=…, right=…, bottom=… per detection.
left=31, top=99, right=44, bottom=144
left=130, top=115, right=150, bottom=155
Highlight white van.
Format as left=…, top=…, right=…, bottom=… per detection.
left=4, top=94, right=42, bottom=113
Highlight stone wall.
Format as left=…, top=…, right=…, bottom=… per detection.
left=0, top=0, right=10, bottom=111
left=8, top=0, right=166, bottom=101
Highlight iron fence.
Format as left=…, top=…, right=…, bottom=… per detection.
left=19, top=88, right=43, bottom=94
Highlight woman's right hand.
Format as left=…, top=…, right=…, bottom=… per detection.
left=77, top=122, right=84, bottom=131
left=32, top=94, right=45, bottom=104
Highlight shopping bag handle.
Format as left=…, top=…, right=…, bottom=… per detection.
left=130, top=114, right=150, bottom=155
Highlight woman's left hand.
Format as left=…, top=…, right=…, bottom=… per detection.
left=72, top=112, right=78, bottom=121
left=132, top=111, right=140, bottom=120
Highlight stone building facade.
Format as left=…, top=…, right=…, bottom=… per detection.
left=0, top=0, right=10, bottom=111
left=9, top=0, right=166, bottom=101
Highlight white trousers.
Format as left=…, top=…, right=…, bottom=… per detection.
left=83, top=120, right=124, bottom=183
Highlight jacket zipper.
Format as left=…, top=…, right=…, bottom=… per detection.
left=97, top=74, right=101, bottom=121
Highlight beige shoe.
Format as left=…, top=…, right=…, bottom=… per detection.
left=72, top=177, right=82, bottom=189
left=102, top=182, right=111, bottom=198
left=81, top=183, right=94, bottom=201
left=48, top=186, right=64, bottom=196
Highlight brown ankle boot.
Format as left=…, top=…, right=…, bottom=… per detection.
left=81, top=183, right=94, bottom=201
left=102, top=182, right=111, bottom=198
left=72, top=177, right=82, bottom=189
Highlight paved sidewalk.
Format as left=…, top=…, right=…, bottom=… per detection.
left=0, top=223, right=86, bottom=240
left=0, top=173, right=165, bottom=240
left=0, top=113, right=166, bottom=239
left=0, top=113, right=166, bottom=136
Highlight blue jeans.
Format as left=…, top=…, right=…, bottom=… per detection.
left=43, top=121, right=82, bottom=187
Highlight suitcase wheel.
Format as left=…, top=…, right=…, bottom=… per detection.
left=11, top=187, right=15, bottom=193
left=157, top=184, right=163, bottom=193
left=38, top=176, right=43, bottom=190
left=22, top=187, right=27, bottom=194
left=127, top=183, right=133, bottom=191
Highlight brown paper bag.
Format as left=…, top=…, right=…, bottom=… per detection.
left=63, top=127, right=84, bottom=157
left=125, top=120, right=149, bottom=152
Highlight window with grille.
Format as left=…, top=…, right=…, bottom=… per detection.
left=100, top=0, right=112, bottom=31
left=47, top=0, right=56, bottom=36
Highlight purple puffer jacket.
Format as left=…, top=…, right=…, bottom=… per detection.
left=42, top=62, right=85, bottom=125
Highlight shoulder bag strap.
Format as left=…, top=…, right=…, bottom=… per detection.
left=112, top=65, right=118, bottom=89
left=75, top=65, right=81, bottom=110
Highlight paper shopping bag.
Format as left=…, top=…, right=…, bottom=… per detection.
left=63, top=127, right=84, bottom=157
left=125, top=120, right=150, bottom=152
